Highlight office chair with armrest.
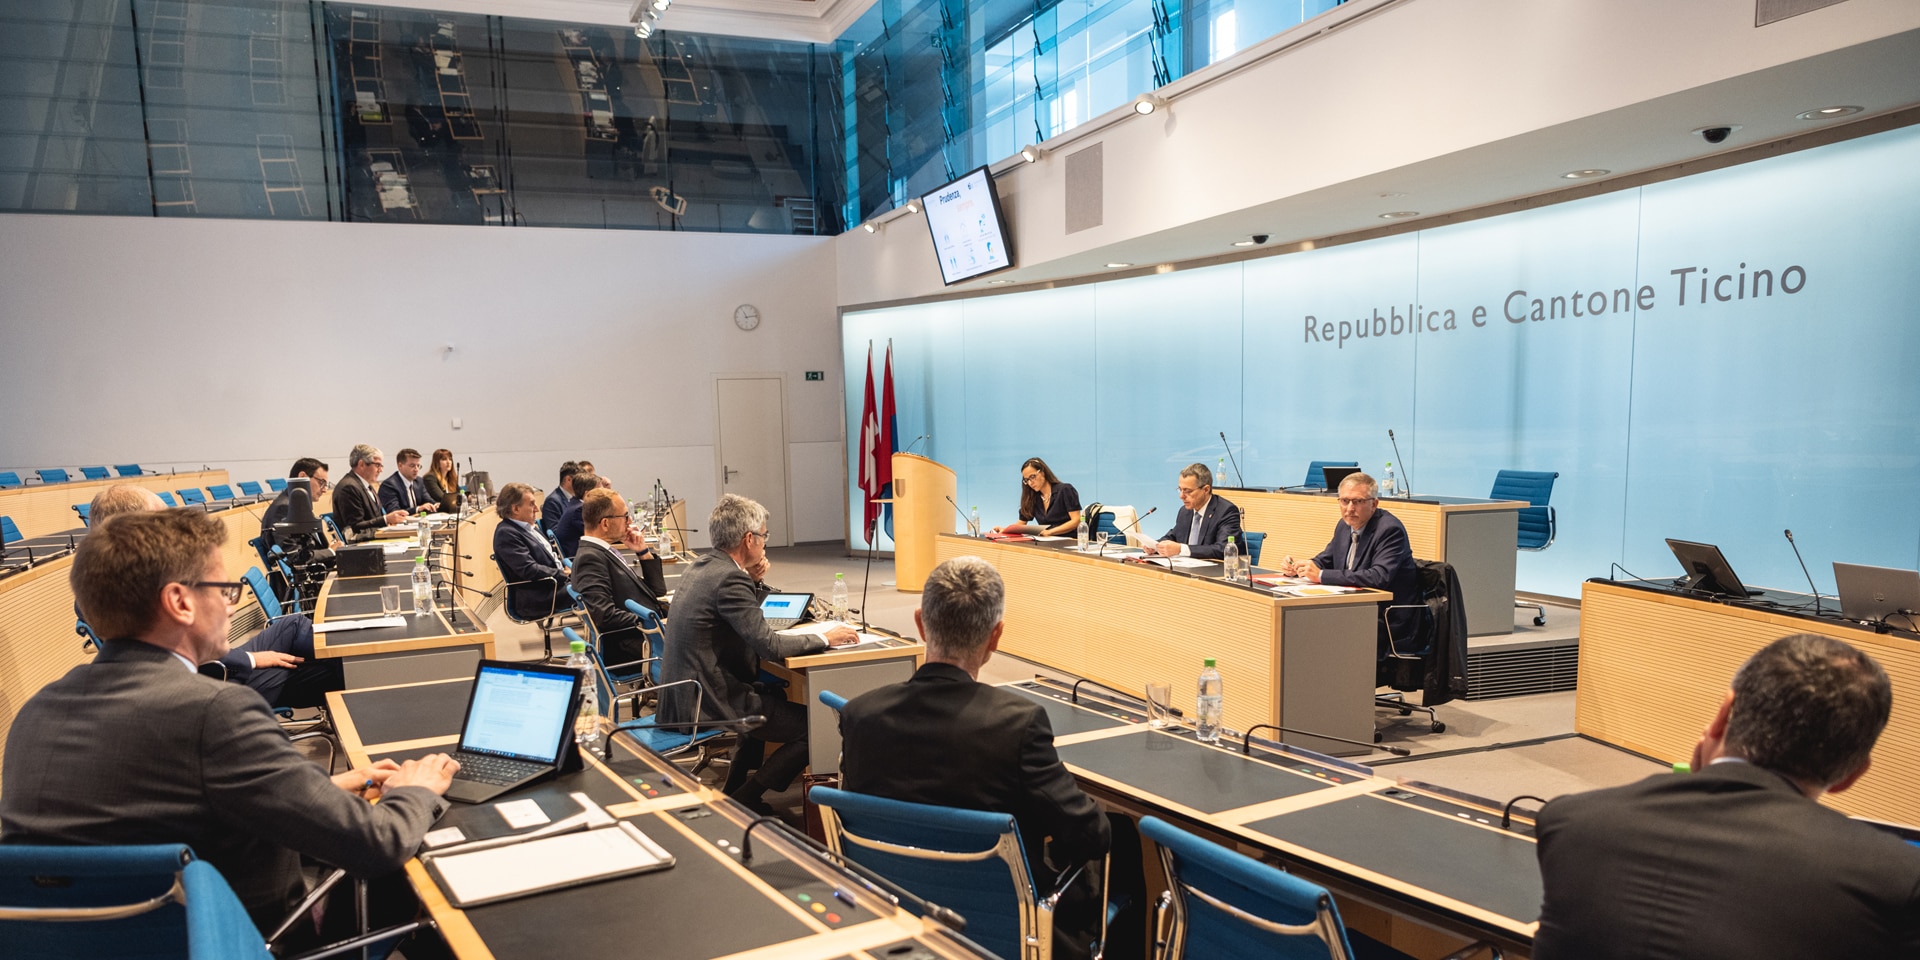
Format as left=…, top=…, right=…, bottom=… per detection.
left=0, top=472, right=23, bottom=489
left=1375, top=560, right=1468, bottom=738
left=489, top=554, right=577, bottom=662
left=155, top=491, right=178, bottom=507
left=1241, top=532, right=1265, bottom=566
left=38, top=469, right=71, bottom=485
left=237, top=481, right=265, bottom=498
left=621, top=598, right=669, bottom=686
left=74, top=504, right=91, bottom=527
left=114, top=464, right=146, bottom=477
left=175, top=489, right=208, bottom=507
left=243, top=565, right=308, bottom=620
left=265, top=478, right=287, bottom=492
left=565, top=590, right=656, bottom=713
left=1489, top=470, right=1558, bottom=626
left=80, top=466, right=110, bottom=480
left=1, top=516, right=22, bottom=545
left=818, top=689, right=849, bottom=712
left=1304, top=461, right=1358, bottom=489
left=1140, top=816, right=1500, bottom=960
left=572, top=628, right=725, bottom=765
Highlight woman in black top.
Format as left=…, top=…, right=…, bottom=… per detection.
left=992, top=457, right=1082, bottom=536
left=422, top=448, right=461, bottom=512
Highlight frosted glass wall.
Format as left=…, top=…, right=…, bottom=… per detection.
left=844, top=124, right=1920, bottom=598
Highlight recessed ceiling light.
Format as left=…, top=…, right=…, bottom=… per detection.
left=904, top=201, right=920, bottom=214
left=1562, top=168, right=1610, bottom=180
left=1106, top=262, right=1133, bottom=268
left=862, top=222, right=876, bottom=233
left=1378, top=211, right=1419, bottom=220
left=1231, top=239, right=1257, bottom=247
left=1131, top=94, right=1165, bottom=116
left=1796, top=105, right=1863, bottom=121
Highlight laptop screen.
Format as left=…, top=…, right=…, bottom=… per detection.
left=761, top=593, right=811, bottom=620
left=459, top=663, right=577, bottom=763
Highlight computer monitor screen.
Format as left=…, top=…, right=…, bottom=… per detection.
left=760, top=593, right=812, bottom=620
left=922, top=167, right=1015, bottom=285
left=459, top=662, right=578, bottom=763
left=1665, top=539, right=1756, bottom=598
left=1321, top=466, right=1362, bottom=492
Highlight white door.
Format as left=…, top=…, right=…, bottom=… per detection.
left=715, top=376, right=792, bottom=547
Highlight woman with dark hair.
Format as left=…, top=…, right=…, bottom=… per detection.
left=423, top=448, right=460, bottom=512
left=992, top=457, right=1083, bottom=536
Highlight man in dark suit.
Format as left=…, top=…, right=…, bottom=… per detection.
left=1534, top=633, right=1920, bottom=959
left=0, top=508, right=458, bottom=936
left=660, top=494, right=857, bottom=812
left=1280, top=471, right=1419, bottom=656
left=332, top=443, right=408, bottom=541
left=377, top=447, right=433, bottom=516
left=555, top=470, right=600, bottom=557
left=259, top=456, right=328, bottom=542
left=491, top=481, right=568, bottom=621
left=840, top=556, right=1111, bottom=884
left=1145, top=462, right=1242, bottom=560
left=541, top=461, right=580, bottom=535
left=571, top=488, right=667, bottom=668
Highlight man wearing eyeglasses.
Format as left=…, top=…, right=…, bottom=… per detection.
left=1280, top=471, right=1420, bottom=657
left=3, top=508, right=458, bottom=945
left=259, top=456, right=329, bottom=542
left=1144, top=462, right=1243, bottom=560
left=332, top=443, right=410, bottom=541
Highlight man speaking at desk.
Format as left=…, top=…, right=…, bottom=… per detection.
left=1280, top=471, right=1418, bottom=656
left=1143, top=462, right=1242, bottom=560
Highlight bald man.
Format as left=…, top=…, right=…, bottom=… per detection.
left=87, top=485, right=342, bottom=708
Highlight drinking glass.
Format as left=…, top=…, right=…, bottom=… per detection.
left=380, top=584, right=402, bottom=617
left=1145, top=682, right=1173, bottom=728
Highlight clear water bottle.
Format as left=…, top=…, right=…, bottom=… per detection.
left=1222, top=536, right=1240, bottom=582
left=1382, top=462, right=1398, bottom=498
left=1196, top=658, right=1224, bottom=743
left=411, top=556, right=433, bottom=615
left=969, top=505, right=981, bottom=537
left=831, top=572, right=849, bottom=622
left=1076, top=517, right=1089, bottom=551
left=568, top=639, right=601, bottom=750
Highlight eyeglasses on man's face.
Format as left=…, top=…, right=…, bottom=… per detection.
left=1337, top=497, right=1376, bottom=508
left=183, top=581, right=246, bottom=605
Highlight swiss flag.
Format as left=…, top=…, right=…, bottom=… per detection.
left=856, top=344, right=882, bottom=536
left=877, top=341, right=897, bottom=536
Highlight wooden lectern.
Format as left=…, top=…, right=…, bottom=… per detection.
left=888, top=453, right=957, bottom=592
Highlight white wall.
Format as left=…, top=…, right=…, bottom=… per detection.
left=0, top=215, right=846, bottom=545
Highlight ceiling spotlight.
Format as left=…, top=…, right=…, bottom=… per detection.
left=1562, top=168, right=1610, bottom=179
left=905, top=200, right=920, bottom=214
left=1132, top=93, right=1165, bottom=116
left=645, top=7, right=661, bottom=19
left=634, top=21, right=653, bottom=38
left=862, top=222, right=878, bottom=233
left=652, top=0, right=670, bottom=9
left=1795, top=105, right=1862, bottom=121
left=1232, top=239, right=1256, bottom=247
left=1378, top=211, right=1419, bottom=220
left=1106, top=262, right=1133, bottom=268
left=1019, top=144, right=1046, bottom=163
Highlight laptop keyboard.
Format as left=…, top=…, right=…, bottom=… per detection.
left=453, top=751, right=548, bottom=786
left=765, top=617, right=803, bottom=630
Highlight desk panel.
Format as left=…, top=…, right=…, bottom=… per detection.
left=0, top=470, right=227, bottom=539
left=1058, top=729, right=1334, bottom=815
left=336, top=678, right=471, bottom=747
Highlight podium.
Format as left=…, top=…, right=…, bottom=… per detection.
left=888, top=453, right=956, bottom=592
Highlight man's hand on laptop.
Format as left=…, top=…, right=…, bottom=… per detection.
left=825, top=625, right=860, bottom=647
left=382, top=754, right=462, bottom=796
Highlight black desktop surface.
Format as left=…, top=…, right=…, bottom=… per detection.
left=1242, top=793, right=1543, bottom=923
left=1003, top=683, right=1134, bottom=736
left=323, top=592, right=390, bottom=618
left=339, top=679, right=472, bottom=745
left=1056, top=730, right=1332, bottom=814
left=328, top=572, right=420, bottom=596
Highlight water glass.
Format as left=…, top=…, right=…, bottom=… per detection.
left=380, top=584, right=402, bottom=617
left=1145, top=682, right=1173, bottom=728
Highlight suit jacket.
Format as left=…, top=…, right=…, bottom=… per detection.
left=492, top=517, right=566, bottom=620
left=0, top=640, right=445, bottom=932
left=840, top=662, right=1111, bottom=879
left=331, top=472, right=386, bottom=539
left=1534, top=761, right=1920, bottom=960
left=1310, top=508, right=1420, bottom=654
left=659, top=552, right=826, bottom=724
left=556, top=499, right=586, bottom=557
left=1159, top=494, right=1242, bottom=560
left=571, top=537, right=668, bottom=668
left=540, top=488, right=571, bottom=535
left=378, top=472, right=431, bottom=515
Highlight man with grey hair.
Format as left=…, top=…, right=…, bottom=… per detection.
left=1144, top=461, right=1243, bottom=559
left=839, top=557, right=1110, bottom=901
left=332, top=443, right=408, bottom=541
left=660, top=493, right=857, bottom=813
left=1280, top=471, right=1418, bottom=657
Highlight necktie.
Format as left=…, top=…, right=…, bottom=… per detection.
left=404, top=480, right=415, bottom=511
left=1188, top=506, right=1204, bottom=545
left=1346, top=529, right=1360, bottom=570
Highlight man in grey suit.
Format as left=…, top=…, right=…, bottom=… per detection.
left=333, top=443, right=409, bottom=541
left=660, top=493, right=857, bottom=813
left=1, top=507, right=459, bottom=936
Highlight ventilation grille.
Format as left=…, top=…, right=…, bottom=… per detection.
left=1466, top=642, right=1579, bottom=699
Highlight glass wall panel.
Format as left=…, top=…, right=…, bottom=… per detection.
left=958, top=286, right=1099, bottom=526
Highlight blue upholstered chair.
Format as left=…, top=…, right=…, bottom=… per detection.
left=1241, top=531, right=1266, bottom=566
left=114, top=464, right=145, bottom=477
left=1489, top=469, right=1559, bottom=626
left=74, top=503, right=91, bottom=527
left=243, top=565, right=306, bottom=621
left=80, top=466, right=110, bottom=480
left=37, top=468, right=71, bottom=485
left=0, top=471, right=24, bottom=489
left=1, top=516, right=22, bottom=545
left=155, top=491, right=178, bottom=507
left=265, top=478, right=288, bottom=492
left=621, top=599, right=669, bottom=686
left=238, top=481, right=265, bottom=498
left=0, top=843, right=269, bottom=960
left=570, top=626, right=724, bottom=762
left=175, top=488, right=208, bottom=507
left=1303, top=461, right=1358, bottom=488
left=206, top=485, right=238, bottom=504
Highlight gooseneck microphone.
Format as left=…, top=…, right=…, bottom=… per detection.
left=1242, top=723, right=1409, bottom=758
left=1116, top=506, right=1158, bottom=541
left=1387, top=429, right=1411, bottom=497
left=903, top=434, right=931, bottom=455
left=944, top=495, right=978, bottom=536
left=1218, top=431, right=1246, bottom=487
left=1784, top=529, right=1824, bottom=614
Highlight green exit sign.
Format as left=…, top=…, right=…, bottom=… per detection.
left=805, top=371, right=824, bottom=381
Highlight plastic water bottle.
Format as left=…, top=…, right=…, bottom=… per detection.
left=1222, top=536, right=1240, bottom=582
left=1196, top=658, right=1224, bottom=743
left=970, top=505, right=981, bottom=537
left=831, top=572, right=849, bottom=622
left=411, top=556, right=433, bottom=615
left=568, top=639, right=601, bottom=750
left=1076, top=517, right=1089, bottom=551
left=1383, top=462, right=1399, bottom=498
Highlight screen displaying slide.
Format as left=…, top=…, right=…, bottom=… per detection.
left=923, top=167, right=1013, bottom=284
left=462, top=665, right=575, bottom=761
left=760, top=594, right=808, bottom=619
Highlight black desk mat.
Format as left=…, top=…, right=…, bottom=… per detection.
left=328, top=573, right=419, bottom=596
left=323, top=592, right=389, bottom=618
left=461, top=810, right=817, bottom=960
left=340, top=680, right=471, bottom=745
left=411, top=769, right=638, bottom=831
left=1242, top=794, right=1542, bottom=923
left=1058, top=730, right=1331, bottom=813
left=1005, top=684, right=1132, bottom=736
left=317, top=614, right=466, bottom=647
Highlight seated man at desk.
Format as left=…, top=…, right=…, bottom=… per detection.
left=839, top=556, right=1111, bottom=907
left=659, top=493, right=856, bottom=814
left=332, top=443, right=409, bottom=541
left=492, top=481, right=569, bottom=621
left=93, top=485, right=342, bottom=708
left=571, top=487, right=668, bottom=668
left=377, top=447, right=433, bottom=516
left=259, top=456, right=328, bottom=542
left=1, top=507, right=458, bottom=941
left=1534, top=634, right=1920, bottom=959
left=1143, top=462, right=1242, bottom=559
left=1279, top=471, right=1419, bottom=656
left=555, top=470, right=605, bottom=557
left=541, top=460, right=581, bottom=534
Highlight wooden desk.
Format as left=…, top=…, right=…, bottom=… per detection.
left=937, top=533, right=1385, bottom=756
left=447, top=505, right=501, bottom=601
left=1577, top=579, right=1920, bottom=823
left=762, top=631, right=925, bottom=776
left=1222, top=488, right=1523, bottom=636
left=327, top=678, right=990, bottom=960
left=0, top=469, right=227, bottom=539
left=313, top=553, right=495, bottom=688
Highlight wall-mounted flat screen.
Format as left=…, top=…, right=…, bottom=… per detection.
left=922, top=167, right=1015, bottom=285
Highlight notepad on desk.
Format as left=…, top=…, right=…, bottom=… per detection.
left=312, top=616, right=408, bottom=633
left=424, top=820, right=675, bottom=908
left=776, top=621, right=895, bottom=647
left=1271, top=584, right=1362, bottom=597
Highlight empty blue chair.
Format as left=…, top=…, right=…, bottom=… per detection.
left=0, top=843, right=270, bottom=960
left=74, top=504, right=91, bottom=527
left=570, top=627, right=723, bottom=760
left=155, top=491, right=178, bottom=507
left=266, top=478, right=287, bottom=492
left=38, top=468, right=70, bottom=484
left=1241, top=531, right=1265, bottom=566
left=0, top=471, right=22, bottom=489
left=237, top=481, right=264, bottom=497
left=1304, top=461, right=1358, bottom=489
left=1094, top=510, right=1128, bottom=544
left=175, top=488, right=208, bottom=506
left=243, top=566, right=305, bottom=620
left=1142, top=815, right=1357, bottom=959
left=80, top=466, right=110, bottom=480
left=206, top=485, right=237, bottom=503
left=114, top=464, right=144, bottom=477
left=1490, top=469, right=1559, bottom=626
left=1, top=516, right=21, bottom=545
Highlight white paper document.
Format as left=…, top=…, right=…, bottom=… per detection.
left=426, top=821, right=675, bottom=908
left=776, top=621, right=893, bottom=646
left=312, top=616, right=407, bottom=633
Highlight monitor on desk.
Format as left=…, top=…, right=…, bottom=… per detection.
left=1665, top=539, right=1760, bottom=598
left=1321, top=466, right=1361, bottom=492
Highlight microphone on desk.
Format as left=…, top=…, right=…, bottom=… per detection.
left=1242, top=723, right=1409, bottom=758
left=903, top=434, right=931, bottom=455
left=944, top=495, right=979, bottom=536
left=1218, top=431, right=1246, bottom=487
left=1113, top=507, right=1159, bottom=554
left=1784, top=529, right=1825, bottom=615
left=1387, top=429, right=1411, bottom=497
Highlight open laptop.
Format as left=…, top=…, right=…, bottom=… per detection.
left=1665, top=539, right=1761, bottom=598
left=444, top=660, right=583, bottom=804
left=760, top=592, right=814, bottom=631
left=1833, top=561, right=1920, bottom=627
